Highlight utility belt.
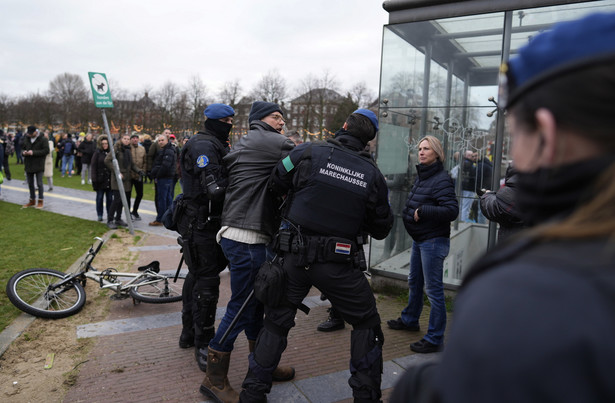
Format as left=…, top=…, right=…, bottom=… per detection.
left=183, top=200, right=220, bottom=230
left=274, top=230, right=367, bottom=270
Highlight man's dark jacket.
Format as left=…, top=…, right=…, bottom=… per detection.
left=221, top=120, right=295, bottom=237
left=22, top=133, right=50, bottom=173
left=461, top=157, right=476, bottom=191
left=150, top=142, right=176, bottom=179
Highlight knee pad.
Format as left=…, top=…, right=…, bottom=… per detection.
left=193, top=289, right=219, bottom=328
left=251, top=328, right=287, bottom=374
left=349, top=326, right=384, bottom=401
left=350, top=326, right=384, bottom=371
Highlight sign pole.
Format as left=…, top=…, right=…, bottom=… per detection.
left=88, top=72, right=134, bottom=234
left=100, top=110, right=134, bottom=234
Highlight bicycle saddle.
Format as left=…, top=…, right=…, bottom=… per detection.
left=137, top=261, right=160, bottom=273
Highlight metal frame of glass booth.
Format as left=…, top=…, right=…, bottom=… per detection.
left=370, top=0, right=615, bottom=288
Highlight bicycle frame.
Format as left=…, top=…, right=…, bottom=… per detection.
left=87, top=270, right=177, bottom=298
left=58, top=237, right=171, bottom=300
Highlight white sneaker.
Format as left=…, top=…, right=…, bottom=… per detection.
left=81, top=179, right=85, bottom=185
left=88, top=179, right=92, bottom=185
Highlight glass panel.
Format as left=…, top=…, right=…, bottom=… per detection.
left=375, top=0, right=615, bottom=283
left=380, top=28, right=426, bottom=110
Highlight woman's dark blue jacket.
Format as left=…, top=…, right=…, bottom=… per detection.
left=402, top=160, right=459, bottom=242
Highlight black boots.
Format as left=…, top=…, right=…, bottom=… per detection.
left=317, top=308, right=345, bottom=332
left=179, top=328, right=194, bottom=349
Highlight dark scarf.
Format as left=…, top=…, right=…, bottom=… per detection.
left=204, top=119, right=233, bottom=144
left=516, top=156, right=615, bottom=226
left=333, top=129, right=366, bottom=152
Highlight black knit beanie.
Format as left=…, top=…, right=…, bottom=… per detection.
left=248, top=101, right=283, bottom=123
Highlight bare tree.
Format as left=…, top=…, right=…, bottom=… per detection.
left=11, top=93, right=52, bottom=128
left=154, top=81, right=181, bottom=130
left=186, top=75, right=208, bottom=131
left=250, top=70, right=287, bottom=103
left=48, top=73, right=89, bottom=127
left=291, top=71, right=342, bottom=140
left=0, top=93, right=14, bottom=126
left=174, top=91, right=191, bottom=133
left=317, top=70, right=339, bottom=94
left=313, top=70, right=340, bottom=138
left=104, top=83, right=134, bottom=135
left=218, top=79, right=243, bottom=109
left=349, top=81, right=375, bottom=108
left=48, top=73, right=88, bottom=103
left=294, top=74, right=318, bottom=135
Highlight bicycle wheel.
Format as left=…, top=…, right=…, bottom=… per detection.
left=6, top=268, right=87, bottom=319
left=129, top=273, right=186, bottom=303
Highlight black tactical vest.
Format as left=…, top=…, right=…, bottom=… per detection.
left=181, top=133, right=227, bottom=203
left=286, top=142, right=377, bottom=239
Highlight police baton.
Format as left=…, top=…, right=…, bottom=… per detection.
left=219, top=289, right=255, bottom=345
left=173, top=254, right=184, bottom=282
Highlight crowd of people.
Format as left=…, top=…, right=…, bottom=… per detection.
left=0, top=126, right=188, bottom=227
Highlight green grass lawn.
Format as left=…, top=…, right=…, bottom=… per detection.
left=6, top=155, right=180, bottom=201
left=0, top=201, right=109, bottom=333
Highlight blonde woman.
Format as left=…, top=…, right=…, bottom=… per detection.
left=388, top=135, right=458, bottom=353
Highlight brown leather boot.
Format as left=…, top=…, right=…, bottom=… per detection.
left=199, top=348, right=239, bottom=403
left=22, top=199, right=36, bottom=208
left=248, top=340, right=295, bottom=382
left=35, top=199, right=44, bottom=209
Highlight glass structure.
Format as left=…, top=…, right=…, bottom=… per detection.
left=372, top=0, right=615, bottom=286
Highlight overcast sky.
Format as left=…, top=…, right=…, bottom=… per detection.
left=1, top=0, right=389, bottom=101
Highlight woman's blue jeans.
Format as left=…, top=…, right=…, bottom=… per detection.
left=208, top=238, right=272, bottom=352
left=401, top=237, right=450, bottom=345
left=96, top=189, right=112, bottom=219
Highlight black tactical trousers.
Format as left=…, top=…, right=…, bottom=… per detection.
left=178, top=215, right=228, bottom=348
left=241, top=253, right=383, bottom=402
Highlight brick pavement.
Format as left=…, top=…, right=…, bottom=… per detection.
left=61, top=232, right=439, bottom=403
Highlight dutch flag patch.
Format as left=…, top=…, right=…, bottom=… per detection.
left=335, top=242, right=352, bottom=255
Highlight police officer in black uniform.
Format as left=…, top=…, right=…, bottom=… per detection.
left=177, top=104, right=234, bottom=372
left=240, top=109, right=393, bottom=403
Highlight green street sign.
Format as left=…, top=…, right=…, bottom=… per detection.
left=88, top=72, right=114, bottom=108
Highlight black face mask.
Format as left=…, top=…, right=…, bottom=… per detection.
left=516, top=156, right=614, bottom=226
left=205, top=119, right=233, bottom=143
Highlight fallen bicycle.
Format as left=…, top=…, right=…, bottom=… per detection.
left=6, top=237, right=186, bottom=319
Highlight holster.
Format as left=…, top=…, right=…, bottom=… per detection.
left=254, top=257, right=287, bottom=308
left=182, top=236, right=196, bottom=271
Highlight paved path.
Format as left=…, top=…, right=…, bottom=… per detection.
left=0, top=178, right=176, bottom=237
left=0, top=179, right=440, bottom=402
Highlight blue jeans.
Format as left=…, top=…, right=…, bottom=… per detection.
left=27, top=171, right=44, bottom=200
left=401, top=237, right=450, bottom=345
left=155, top=178, right=173, bottom=221
left=209, top=238, right=271, bottom=352
left=460, top=190, right=475, bottom=222
left=96, top=189, right=112, bottom=219
left=61, top=155, right=74, bottom=176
